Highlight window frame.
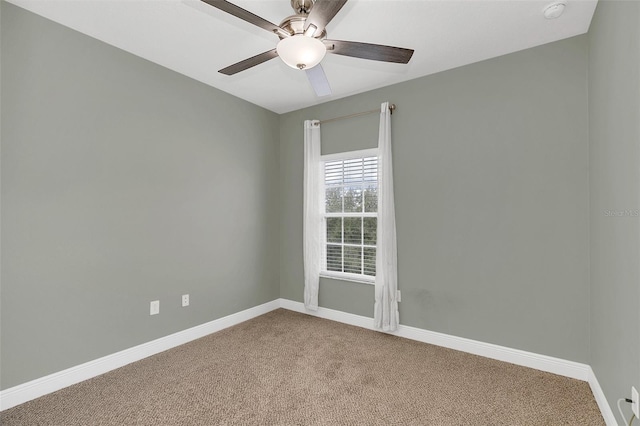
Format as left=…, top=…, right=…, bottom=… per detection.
left=319, top=148, right=379, bottom=285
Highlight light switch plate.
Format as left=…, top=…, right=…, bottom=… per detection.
left=632, top=386, right=639, bottom=418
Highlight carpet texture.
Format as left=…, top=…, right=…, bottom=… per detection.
left=1, top=309, right=604, bottom=425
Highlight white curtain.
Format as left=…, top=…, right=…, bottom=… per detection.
left=303, top=120, right=322, bottom=311
left=374, top=102, right=399, bottom=331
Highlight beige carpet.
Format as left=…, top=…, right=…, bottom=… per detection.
left=1, top=309, right=604, bottom=425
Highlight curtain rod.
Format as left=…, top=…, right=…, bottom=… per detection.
left=319, top=103, right=396, bottom=125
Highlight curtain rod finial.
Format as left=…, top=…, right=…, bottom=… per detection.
left=389, top=104, right=396, bottom=115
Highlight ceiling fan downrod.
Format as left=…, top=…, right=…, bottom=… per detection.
left=291, top=0, right=314, bottom=15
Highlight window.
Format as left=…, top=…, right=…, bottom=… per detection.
left=321, top=149, right=378, bottom=283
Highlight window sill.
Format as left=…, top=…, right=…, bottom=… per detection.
left=319, top=271, right=375, bottom=285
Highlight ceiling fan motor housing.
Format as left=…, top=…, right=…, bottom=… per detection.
left=278, top=14, right=326, bottom=40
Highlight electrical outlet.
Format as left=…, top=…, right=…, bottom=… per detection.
left=150, top=300, right=159, bottom=315
left=632, top=386, right=639, bottom=418
left=182, top=294, right=189, bottom=307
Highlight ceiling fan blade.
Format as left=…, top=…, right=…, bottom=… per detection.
left=304, top=0, right=348, bottom=36
left=306, top=64, right=332, bottom=97
left=325, top=39, right=414, bottom=64
left=200, top=0, right=290, bottom=38
left=219, top=49, right=279, bottom=75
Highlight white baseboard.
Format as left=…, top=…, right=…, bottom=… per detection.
left=280, top=298, right=375, bottom=329
left=0, top=297, right=615, bottom=425
left=279, top=298, right=590, bottom=381
left=588, top=367, right=618, bottom=426
left=0, top=299, right=280, bottom=411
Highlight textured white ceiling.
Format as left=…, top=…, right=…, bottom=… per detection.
left=7, top=0, right=598, bottom=113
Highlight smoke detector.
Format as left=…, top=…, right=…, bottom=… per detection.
left=543, top=2, right=566, bottom=19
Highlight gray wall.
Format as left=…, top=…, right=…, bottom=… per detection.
left=280, top=35, right=590, bottom=362
left=588, top=0, right=640, bottom=416
left=0, top=2, right=280, bottom=389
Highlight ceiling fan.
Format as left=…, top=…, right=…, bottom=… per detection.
left=201, top=0, right=414, bottom=97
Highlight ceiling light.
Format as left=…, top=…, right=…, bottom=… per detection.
left=543, top=2, right=566, bottom=19
left=276, top=35, right=326, bottom=70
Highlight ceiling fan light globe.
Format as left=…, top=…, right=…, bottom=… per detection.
left=277, top=35, right=326, bottom=70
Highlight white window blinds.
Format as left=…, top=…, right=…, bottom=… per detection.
left=323, top=155, right=378, bottom=279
